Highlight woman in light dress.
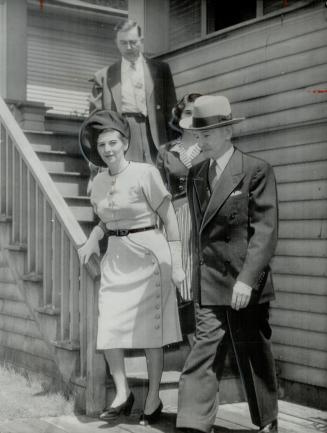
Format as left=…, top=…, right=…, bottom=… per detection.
left=157, top=94, right=205, bottom=305
left=78, top=110, right=184, bottom=425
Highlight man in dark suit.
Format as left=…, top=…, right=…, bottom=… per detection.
left=176, top=95, right=279, bottom=433
left=89, top=19, right=176, bottom=164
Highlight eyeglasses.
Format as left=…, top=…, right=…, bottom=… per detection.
left=118, top=40, right=140, bottom=47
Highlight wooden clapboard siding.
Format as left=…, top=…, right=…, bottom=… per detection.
left=161, top=2, right=327, bottom=390
left=270, top=309, right=327, bottom=333
left=279, top=220, right=327, bottom=239
left=276, top=240, right=327, bottom=258
left=277, top=362, right=327, bottom=388
left=0, top=345, right=58, bottom=377
left=274, top=274, right=327, bottom=300
left=26, top=6, right=121, bottom=115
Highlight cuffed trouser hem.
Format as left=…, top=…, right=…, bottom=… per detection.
left=176, top=416, right=212, bottom=433
left=258, top=412, right=278, bottom=428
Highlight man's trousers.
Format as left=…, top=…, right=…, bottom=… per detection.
left=176, top=303, right=278, bottom=433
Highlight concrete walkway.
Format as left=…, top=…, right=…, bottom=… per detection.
left=0, top=401, right=326, bottom=433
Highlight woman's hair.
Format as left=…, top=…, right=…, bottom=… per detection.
left=169, top=93, right=202, bottom=135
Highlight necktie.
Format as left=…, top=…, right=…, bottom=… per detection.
left=208, top=160, right=221, bottom=191
left=129, top=61, right=147, bottom=115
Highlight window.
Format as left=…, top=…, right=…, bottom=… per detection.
left=206, top=0, right=257, bottom=34
left=79, top=0, right=128, bottom=9
left=169, top=0, right=308, bottom=49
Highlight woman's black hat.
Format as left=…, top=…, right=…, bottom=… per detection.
left=79, top=110, right=130, bottom=167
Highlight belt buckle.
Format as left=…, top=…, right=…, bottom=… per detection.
left=118, top=229, right=129, bottom=236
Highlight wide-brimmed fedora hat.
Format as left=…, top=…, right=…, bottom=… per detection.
left=79, top=110, right=130, bottom=167
left=179, top=95, right=245, bottom=130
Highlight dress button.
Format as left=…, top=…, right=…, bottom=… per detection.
left=155, top=304, right=160, bottom=310
left=155, top=313, right=160, bottom=319
left=155, top=324, right=160, bottom=329
left=145, top=251, right=150, bottom=255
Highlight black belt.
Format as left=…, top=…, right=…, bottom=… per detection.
left=122, top=112, right=146, bottom=121
left=107, top=225, right=156, bottom=237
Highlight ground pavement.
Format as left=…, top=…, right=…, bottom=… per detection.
left=0, top=401, right=326, bottom=433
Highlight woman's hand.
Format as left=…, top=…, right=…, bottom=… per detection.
left=172, top=267, right=186, bottom=289
left=78, top=225, right=104, bottom=264
left=168, top=241, right=186, bottom=288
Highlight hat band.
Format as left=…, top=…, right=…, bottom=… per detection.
left=193, top=113, right=232, bottom=128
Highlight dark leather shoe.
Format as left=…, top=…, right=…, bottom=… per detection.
left=99, top=392, right=134, bottom=421
left=139, top=400, right=163, bottom=425
left=258, top=419, right=278, bottom=433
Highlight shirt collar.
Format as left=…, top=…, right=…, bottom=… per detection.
left=210, top=146, right=234, bottom=172
left=122, top=54, right=144, bottom=69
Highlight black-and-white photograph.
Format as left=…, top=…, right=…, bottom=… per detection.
left=0, top=1, right=326, bottom=432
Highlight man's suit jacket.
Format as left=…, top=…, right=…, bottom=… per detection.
left=187, top=148, right=278, bottom=306
left=89, top=57, right=177, bottom=149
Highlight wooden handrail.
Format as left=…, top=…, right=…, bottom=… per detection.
left=0, top=98, right=85, bottom=247
left=0, top=97, right=104, bottom=414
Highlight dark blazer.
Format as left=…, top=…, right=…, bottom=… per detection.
left=188, top=148, right=278, bottom=306
left=89, top=57, right=177, bottom=149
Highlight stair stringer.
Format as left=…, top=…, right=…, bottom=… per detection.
left=3, top=247, right=79, bottom=387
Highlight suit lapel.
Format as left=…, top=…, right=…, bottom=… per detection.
left=201, top=149, right=245, bottom=232
left=108, top=61, right=122, bottom=112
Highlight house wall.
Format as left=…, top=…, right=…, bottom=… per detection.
left=26, top=3, right=123, bottom=115
left=158, top=3, right=327, bottom=396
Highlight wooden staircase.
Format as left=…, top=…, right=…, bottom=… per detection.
left=0, top=100, right=244, bottom=415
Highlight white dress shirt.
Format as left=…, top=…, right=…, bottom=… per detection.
left=121, top=55, right=147, bottom=115
left=209, top=146, right=234, bottom=187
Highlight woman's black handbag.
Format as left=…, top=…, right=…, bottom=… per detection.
left=177, top=291, right=195, bottom=335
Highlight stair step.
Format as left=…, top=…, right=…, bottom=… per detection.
left=36, top=150, right=88, bottom=173
left=64, top=196, right=94, bottom=222
left=22, top=272, right=43, bottom=283
left=25, top=130, right=79, bottom=154
left=6, top=243, right=27, bottom=252
left=53, top=339, right=80, bottom=351
left=50, top=171, right=89, bottom=196
left=0, top=215, right=12, bottom=223
left=105, top=370, right=244, bottom=411
left=45, top=113, right=85, bottom=134
left=35, top=305, right=60, bottom=316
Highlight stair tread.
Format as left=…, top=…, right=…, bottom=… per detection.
left=36, top=305, right=60, bottom=316
left=0, top=215, right=12, bottom=222
left=49, top=171, right=88, bottom=178
left=24, top=129, right=78, bottom=136
left=46, top=113, right=85, bottom=121
left=36, top=149, right=81, bottom=157
left=53, top=339, right=80, bottom=351
left=22, top=272, right=43, bottom=282
left=6, top=243, right=27, bottom=251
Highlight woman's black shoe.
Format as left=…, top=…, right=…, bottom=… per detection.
left=99, top=392, right=134, bottom=421
left=139, top=400, right=163, bottom=425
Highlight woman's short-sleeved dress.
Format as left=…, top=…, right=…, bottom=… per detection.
left=91, top=162, right=182, bottom=349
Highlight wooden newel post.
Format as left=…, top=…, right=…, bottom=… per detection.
left=85, top=272, right=106, bottom=415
